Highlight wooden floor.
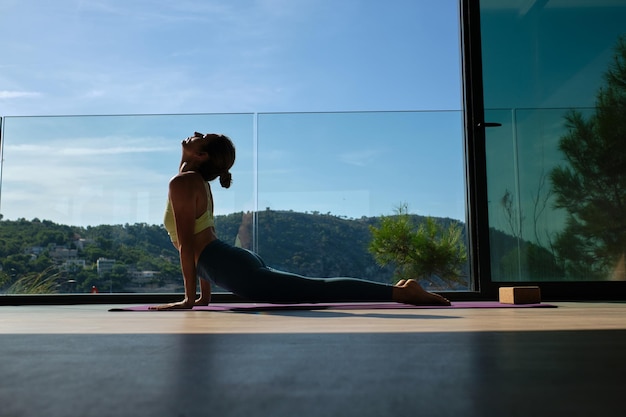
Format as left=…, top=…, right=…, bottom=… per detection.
left=1, top=302, right=625, bottom=417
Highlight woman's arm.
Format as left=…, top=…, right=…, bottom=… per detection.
left=196, top=279, right=211, bottom=306
left=150, top=173, right=200, bottom=310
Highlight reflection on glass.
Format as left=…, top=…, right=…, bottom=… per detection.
left=486, top=108, right=592, bottom=282
left=481, top=0, right=626, bottom=282
left=487, top=104, right=625, bottom=282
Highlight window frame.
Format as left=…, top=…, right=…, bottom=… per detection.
left=464, top=0, right=626, bottom=301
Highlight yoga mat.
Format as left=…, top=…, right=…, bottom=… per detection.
left=109, top=301, right=556, bottom=312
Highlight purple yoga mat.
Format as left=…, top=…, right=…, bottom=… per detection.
left=108, top=301, right=556, bottom=312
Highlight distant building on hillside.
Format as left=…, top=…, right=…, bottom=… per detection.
left=49, top=246, right=78, bottom=263
left=130, top=270, right=160, bottom=284
left=96, top=258, right=116, bottom=276
left=74, top=238, right=94, bottom=251
left=62, top=259, right=87, bottom=271
left=24, top=246, right=46, bottom=257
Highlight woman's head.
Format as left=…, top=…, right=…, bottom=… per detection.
left=183, top=132, right=236, bottom=188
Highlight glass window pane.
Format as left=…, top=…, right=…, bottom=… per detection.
left=256, top=111, right=470, bottom=291
left=480, top=1, right=626, bottom=282
left=0, top=114, right=254, bottom=293
left=0, top=111, right=470, bottom=294
left=0, top=0, right=468, bottom=295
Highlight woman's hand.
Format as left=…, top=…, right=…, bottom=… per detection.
left=149, top=299, right=195, bottom=310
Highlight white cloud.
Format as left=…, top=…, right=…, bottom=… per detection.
left=4, top=141, right=171, bottom=156
left=0, top=91, right=42, bottom=99
left=338, top=149, right=383, bottom=167
left=2, top=144, right=41, bottom=152
left=60, top=146, right=171, bottom=156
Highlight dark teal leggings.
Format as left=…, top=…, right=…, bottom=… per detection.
left=197, top=239, right=394, bottom=303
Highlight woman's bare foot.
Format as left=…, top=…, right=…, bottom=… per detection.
left=395, top=279, right=407, bottom=286
left=195, top=297, right=210, bottom=306
left=393, top=279, right=451, bottom=306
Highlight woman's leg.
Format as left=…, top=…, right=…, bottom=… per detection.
left=245, top=267, right=394, bottom=303
left=197, top=240, right=449, bottom=305
left=250, top=268, right=449, bottom=305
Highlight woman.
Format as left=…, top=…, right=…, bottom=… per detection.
left=151, top=132, right=450, bottom=310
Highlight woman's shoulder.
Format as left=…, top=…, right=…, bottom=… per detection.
left=169, top=171, right=205, bottom=192
left=170, top=171, right=203, bottom=184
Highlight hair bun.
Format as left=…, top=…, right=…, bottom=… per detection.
left=219, top=171, right=232, bottom=189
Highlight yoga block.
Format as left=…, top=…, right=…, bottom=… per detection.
left=499, top=286, right=541, bottom=304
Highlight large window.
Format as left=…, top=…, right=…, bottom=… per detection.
left=0, top=1, right=469, bottom=297
left=479, top=0, right=626, bottom=283
left=0, top=111, right=468, bottom=295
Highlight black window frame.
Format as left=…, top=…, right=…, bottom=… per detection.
left=463, top=0, right=626, bottom=301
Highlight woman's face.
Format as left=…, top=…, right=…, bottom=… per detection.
left=181, top=133, right=214, bottom=161
left=179, top=132, right=233, bottom=173
left=181, top=132, right=206, bottom=151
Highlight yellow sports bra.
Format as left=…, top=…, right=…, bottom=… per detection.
left=163, top=182, right=215, bottom=243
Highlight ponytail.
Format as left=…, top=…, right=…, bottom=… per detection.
left=219, top=171, right=233, bottom=189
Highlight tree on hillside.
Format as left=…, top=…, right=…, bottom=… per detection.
left=368, top=204, right=467, bottom=289
left=550, top=35, right=626, bottom=280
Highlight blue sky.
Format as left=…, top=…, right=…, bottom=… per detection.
left=0, top=0, right=464, bottom=226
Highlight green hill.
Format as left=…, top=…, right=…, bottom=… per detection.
left=0, top=211, right=471, bottom=294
